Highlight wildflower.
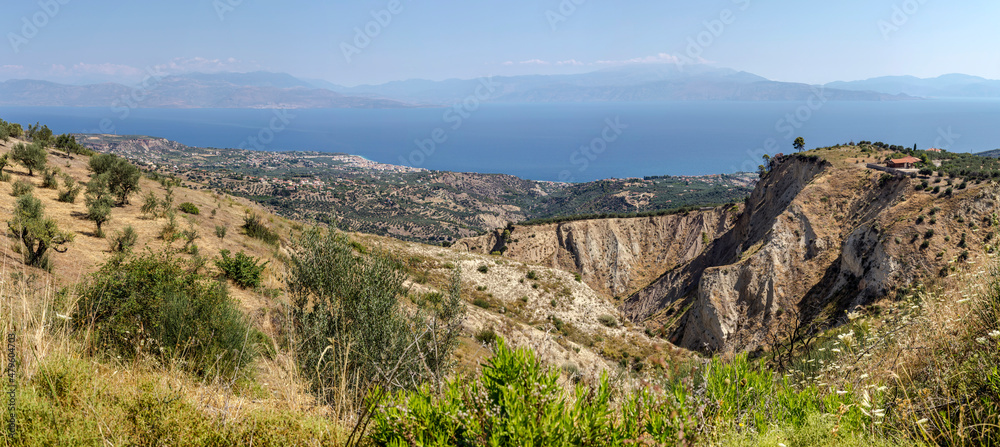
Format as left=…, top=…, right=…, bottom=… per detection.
left=989, top=330, right=1000, bottom=338
left=916, top=418, right=929, bottom=426
left=977, top=337, right=987, bottom=344
left=877, top=386, right=888, bottom=392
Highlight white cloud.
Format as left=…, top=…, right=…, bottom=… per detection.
left=518, top=59, right=550, bottom=65
left=153, top=56, right=259, bottom=74
left=556, top=59, right=584, bottom=66
left=595, top=53, right=686, bottom=66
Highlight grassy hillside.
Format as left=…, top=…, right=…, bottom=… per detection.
left=0, top=127, right=997, bottom=446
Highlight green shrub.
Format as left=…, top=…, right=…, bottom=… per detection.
left=477, top=264, right=489, bottom=274
left=370, top=338, right=702, bottom=446
left=57, top=175, right=81, bottom=203
left=242, top=213, right=279, bottom=245
left=41, top=168, right=59, bottom=189
left=474, top=327, right=497, bottom=345
left=141, top=191, right=159, bottom=218
left=178, top=202, right=200, bottom=215
left=215, top=250, right=268, bottom=289
left=472, top=298, right=491, bottom=309
left=924, top=229, right=935, bottom=239
left=11, top=179, right=33, bottom=196
left=288, top=229, right=465, bottom=414
left=526, top=270, right=538, bottom=280
left=72, top=251, right=259, bottom=377
left=215, top=224, right=227, bottom=239
left=597, top=314, right=618, bottom=328
left=108, top=225, right=138, bottom=253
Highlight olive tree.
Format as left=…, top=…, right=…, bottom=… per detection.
left=10, top=141, right=47, bottom=176
left=7, top=193, right=72, bottom=269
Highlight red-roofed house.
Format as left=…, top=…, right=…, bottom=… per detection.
left=887, top=156, right=921, bottom=169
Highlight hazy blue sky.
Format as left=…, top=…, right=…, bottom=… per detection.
left=2, top=0, right=997, bottom=86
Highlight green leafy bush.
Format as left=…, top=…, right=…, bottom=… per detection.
left=41, top=168, right=59, bottom=189
left=597, top=314, right=618, bottom=328
left=215, top=250, right=268, bottom=289
left=178, top=202, right=200, bottom=215
left=477, top=264, right=489, bottom=274
left=288, top=229, right=464, bottom=415
left=108, top=225, right=138, bottom=253
left=215, top=225, right=227, bottom=239
left=11, top=179, right=34, bottom=196
left=242, top=213, right=279, bottom=245
left=72, top=251, right=259, bottom=377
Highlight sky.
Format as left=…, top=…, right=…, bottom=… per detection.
left=1, top=0, right=998, bottom=86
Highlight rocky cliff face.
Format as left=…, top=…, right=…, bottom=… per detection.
left=459, top=150, right=1000, bottom=355
left=455, top=209, right=739, bottom=298
left=625, top=152, right=1000, bottom=353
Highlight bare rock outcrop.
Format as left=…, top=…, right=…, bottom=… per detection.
left=455, top=208, right=739, bottom=298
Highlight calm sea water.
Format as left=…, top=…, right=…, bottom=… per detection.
left=2, top=100, right=998, bottom=182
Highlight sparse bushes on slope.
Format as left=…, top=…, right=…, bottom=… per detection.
left=73, top=250, right=260, bottom=378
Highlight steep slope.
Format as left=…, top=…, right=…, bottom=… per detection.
left=623, top=149, right=1000, bottom=353
left=455, top=208, right=739, bottom=299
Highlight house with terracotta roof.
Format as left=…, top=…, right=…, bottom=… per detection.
left=887, top=156, right=921, bottom=169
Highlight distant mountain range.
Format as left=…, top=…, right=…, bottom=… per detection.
left=7, top=66, right=991, bottom=109
left=0, top=74, right=413, bottom=109
left=826, top=74, right=1000, bottom=98
left=326, top=65, right=913, bottom=104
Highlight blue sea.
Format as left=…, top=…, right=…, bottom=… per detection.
left=2, top=100, right=998, bottom=182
